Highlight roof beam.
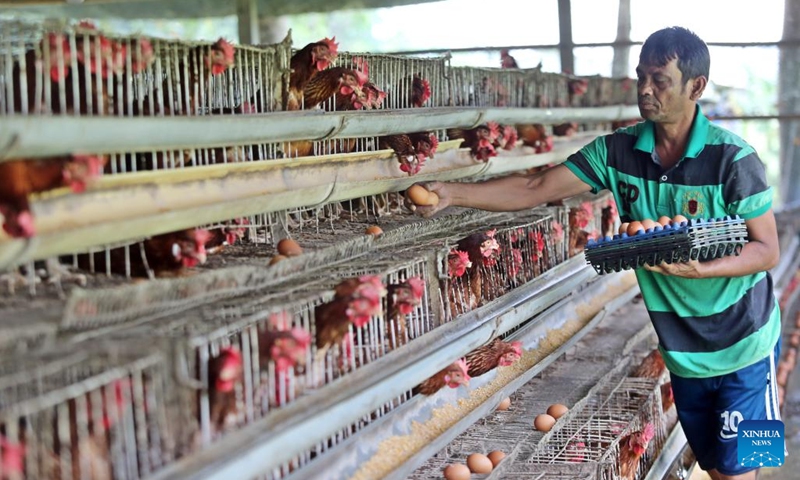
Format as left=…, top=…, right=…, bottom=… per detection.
left=236, top=0, right=260, bottom=45
left=557, top=0, right=575, bottom=74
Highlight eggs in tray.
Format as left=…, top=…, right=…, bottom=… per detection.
left=584, top=215, right=749, bottom=274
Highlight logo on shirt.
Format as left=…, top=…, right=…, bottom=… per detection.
left=682, top=191, right=706, bottom=217
left=738, top=420, right=784, bottom=468
left=617, top=181, right=640, bottom=213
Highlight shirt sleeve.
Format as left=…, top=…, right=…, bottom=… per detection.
left=562, top=134, right=612, bottom=194
left=723, top=146, right=773, bottom=219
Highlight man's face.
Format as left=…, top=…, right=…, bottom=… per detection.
left=636, top=58, right=695, bottom=123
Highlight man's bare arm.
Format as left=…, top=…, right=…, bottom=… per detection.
left=412, top=165, right=593, bottom=217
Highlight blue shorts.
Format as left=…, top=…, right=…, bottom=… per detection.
left=670, top=340, right=782, bottom=476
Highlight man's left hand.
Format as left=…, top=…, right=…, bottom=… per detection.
left=643, top=260, right=705, bottom=278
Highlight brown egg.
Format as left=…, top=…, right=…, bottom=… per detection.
left=277, top=238, right=303, bottom=256
left=487, top=450, right=505, bottom=467
left=269, top=255, right=287, bottom=266
left=657, top=215, right=672, bottom=226
left=428, top=191, right=440, bottom=206
left=547, top=403, right=569, bottom=419
left=443, top=463, right=471, bottom=480
left=626, top=221, right=644, bottom=236
left=466, top=453, right=493, bottom=474
left=407, top=185, right=433, bottom=206
left=672, top=214, right=688, bottom=225
left=497, top=397, right=511, bottom=411
left=640, top=219, right=657, bottom=232
left=365, top=225, right=383, bottom=236
left=619, top=222, right=630, bottom=235
left=534, top=413, right=556, bottom=432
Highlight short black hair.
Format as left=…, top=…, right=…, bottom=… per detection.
left=640, top=27, right=710, bottom=83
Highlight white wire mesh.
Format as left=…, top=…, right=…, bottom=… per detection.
left=0, top=344, right=172, bottom=480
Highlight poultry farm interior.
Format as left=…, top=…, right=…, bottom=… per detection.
left=0, top=17, right=799, bottom=480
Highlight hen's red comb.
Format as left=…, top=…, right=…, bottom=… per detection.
left=321, top=36, right=338, bottom=57
left=429, top=134, right=439, bottom=154
left=418, top=77, right=431, bottom=106
left=486, top=121, right=501, bottom=141
left=214, top=37, right=235, bottom=61
left=77, top=20, right=97, bottom=30
left=353, top=68, right=369, bottom=87
left=193, top=228, right=213, bottom=246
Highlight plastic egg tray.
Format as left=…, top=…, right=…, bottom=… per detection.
left=584, top=216, right=749, bottom=274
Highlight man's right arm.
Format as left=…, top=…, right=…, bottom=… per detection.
left=413, top=164, right=593, bottom=217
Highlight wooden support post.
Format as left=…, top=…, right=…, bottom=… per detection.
left=237, top=0, right=260, bottom=45
left=557, top=0, right=575, bottom=74
left=612, top=0, right=631, bottom=78
left=780, top=0, right=800, bottom=205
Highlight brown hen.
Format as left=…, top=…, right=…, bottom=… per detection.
left=385, top=277, right=425, bottom=348
left=617, top=423, right=655, bottom=480
left=380, top=134, right=422, bottom=175
left=465, top=337, right=523, bottom=377
left=448, top=126, right=497, bottom=162
left=287, top=37, right=338, bottom=110
left=415, top=359, right=471, bottom=396
left=302, top=67, right=367, bottom=111
left=632, top=349, right=667, bottom=379
left=73, top=228, right=211, bottom=278
left=206, top=347, right=244, bottom=436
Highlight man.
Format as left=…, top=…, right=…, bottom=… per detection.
left=411, top=27, right=780, bottom=480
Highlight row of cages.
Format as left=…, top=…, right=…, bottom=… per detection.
left=0, top=191, right=617, bottom=479
left=0, top=17, right=638, bottom=202
left=0, top=20, right=636, bottom=119
left=410, top=353, right=672, bottom=480
left=3, top=190, right=615, bottom=298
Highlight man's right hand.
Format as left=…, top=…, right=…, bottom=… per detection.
left=405, top=181, right=452, bottom=218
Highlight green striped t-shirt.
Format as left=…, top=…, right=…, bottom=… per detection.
left=564, top=105, right=780, bottom=378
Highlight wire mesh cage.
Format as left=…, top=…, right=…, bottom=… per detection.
left=91, top=279, right=335, bottom=454
left=0, top=19, right=292, bottom=175
left=603, top=77, right=637, bottom=107
left=507, top=376, right=667, bottom=480
left=332, top=51, right=450, bottom=110
left=534, top=204, right=570, bottom=267
left=448, top=66, right=532, bottom=108
left=89, top=249, right=433, bottom=454
left=309, top=249, right=436, bottom=353
left=0, top=343, right=173, bottom=480
left=536, top=71, right=572, bottom=108
left=258, top=388, right=415, bottom=480
left=0, top=20, right=289, bottom=119
left=443, top=211, right=560, bottom=319
left=562, top=191, right=618, bottom=258
left=53, top=206, right=488, bottom=330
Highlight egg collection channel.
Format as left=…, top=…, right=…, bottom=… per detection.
left=442, top=400, right=569, bottom=478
